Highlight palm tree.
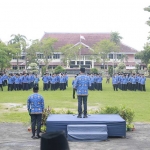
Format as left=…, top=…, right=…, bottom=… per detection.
left=110, top=32, right=122, bottom=45
left=9, top=34, right=27, bottom=70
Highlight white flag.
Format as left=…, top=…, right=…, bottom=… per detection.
left=80, top=35, right=85, bottom=40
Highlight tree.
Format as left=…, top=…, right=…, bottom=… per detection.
left=108, top=66, right=113, bottom=76
left=58, top=44, right=82, bottom=68
left=26, top=39, right=40, bottom=66
left=90, top=68, right=98, bottom=74
left=0, top=41, right=15, bottom=72
left=147, top=64, right=150, bottom=76
left=120, top=54, right=128, bottom=63
left=93, top=39, right=119, bottom=70
left=115, top=62, right=126, bottom=73
left=8, top=34, right=27, bottom=70
left=28, top=63, right=39, bottom=74
left=144, top=6, right=150, bottom=26
left=54, top=65, right=65, bottom=74
left=110, top=32, right=123, bottom=45
left=135, top=43, right=150, bottom=66
left=39, top=37, right=57, bottom=69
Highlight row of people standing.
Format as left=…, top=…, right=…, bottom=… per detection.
left=112, top=74, right=146, bottom=91
left=0, top=73, right=39, bottom=91
left=87, top=74, right=103, bottom=91
left=42, top=73, right=68, bottom=91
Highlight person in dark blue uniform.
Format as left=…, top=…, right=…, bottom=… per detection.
left=74, top=68, right=91, bottom=118
left=27, top=86, right=45, bottom=139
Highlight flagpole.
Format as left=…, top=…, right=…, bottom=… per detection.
left=79, top=35, right=81, bottom=68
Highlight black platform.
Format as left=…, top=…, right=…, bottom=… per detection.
left=46, top=114, right=126, bottom=137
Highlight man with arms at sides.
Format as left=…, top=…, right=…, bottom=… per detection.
left=27, top=86, right=45, bottom=139
left=74, top=68, right=91, bottom=118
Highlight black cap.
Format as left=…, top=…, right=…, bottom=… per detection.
left=40, top=131, right=69, bottom=150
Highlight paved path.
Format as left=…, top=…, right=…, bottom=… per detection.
left=0, top=123, right=150, bottom=150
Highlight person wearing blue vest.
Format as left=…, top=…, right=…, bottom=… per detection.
left=72, top=75, right=77, bottom=99
left=140, top=74, right=146, bottom=91
left=19, top=73, right=23, bottom=90
left=0, top=74, right=3, bottom=91
left=59, top=74, right=65, bottom=90
left=112, top=74, right=118, bottom=91
left=14, top=74, right=20, bottom=91
left=34, top=74, right=40, bottom=88
left=96, top=74, right=103, bottom=91
left=122, top=74, right=128, bottom=91
left=27, top=86, right=44, bottom=139
left=74, top=68, right=91, bottom=118
left=51, top=74, right=56, bottom=91
left=2, top=73, right=8, bottom=86
left=131, top=74, right=136, bottom=91
left=22, top=73, right=29, bottom=91
left=42, top=73, right=48, bottom=91
left=8, top=74, right=13, bottom=91
left=90, top=74, right=95, bottom=90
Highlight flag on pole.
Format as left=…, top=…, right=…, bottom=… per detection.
left=80, top=35, right=85, bottom=40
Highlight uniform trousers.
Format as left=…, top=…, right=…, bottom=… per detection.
left=0, top=84, right=3, bottom=91
left=113, top=84, right=118, bottom=91
left=78, top=96, right=87, bottom=115
left=30, top=114, right=42, bottom=136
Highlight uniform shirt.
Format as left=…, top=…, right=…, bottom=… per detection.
left=74, top=74, right=91, bottom=96
left=112, top=76, right=117, bottom=84
left=27, top=93, right=44, bottom=114
left=0, top=76, right=3, bottom=84
left=8, top=76, right=13, bottom=84
left=140, top=77, right=146, bottom=85
left=14, top=77, right=20, bottom=84
left=42, top=76, right=48, bottom=83
left=34, top=77, right=40, bottom=84
left=96, top=76, right=103, bottom=83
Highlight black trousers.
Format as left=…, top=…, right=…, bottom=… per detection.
left=0, top=84, right=3, bottom=91
left=113, top=84, right=118, bottom=91
left=73, top=88, right=76, bottom=98
left=60, top=83, right=64, bottom=90
left=78, top=96, right=87, bottom=115
left=51, top=84, right=55, bottom=91
left=14, top=84, right=19, bottom=90
left=43, top=83, right=48, bottom=91
left=30, top=114, right=42, bottom=136
left=23, top=83, right=28, bottom=90
left=8, top=84, right=13, bottom=91
left=141, top=84, right=146, bottom=91
left=97, top=83, right=102, bottom=91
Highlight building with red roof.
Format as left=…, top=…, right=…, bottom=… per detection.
left=10, top=32, right=144, bottom=71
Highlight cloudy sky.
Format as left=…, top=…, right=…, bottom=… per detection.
left=0, top=0, right=150, bottom=50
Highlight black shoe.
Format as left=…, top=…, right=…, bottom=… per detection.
left=31, top=135, right=36, bottom=139
left=34, top=135, right=41, bottom=139
left=83, top=115, right=88, bottom=118
left=77, top=114, right=82, bottom=118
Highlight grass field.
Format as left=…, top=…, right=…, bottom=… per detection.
left=0, top=78, right=150, bottom=123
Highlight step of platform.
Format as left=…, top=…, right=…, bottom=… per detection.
left=67, top=124, right=108, bottom=141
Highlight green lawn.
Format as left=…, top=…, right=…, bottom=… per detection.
left=0, top=78, right=150, bottom=123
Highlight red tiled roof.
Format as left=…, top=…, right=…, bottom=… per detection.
left=41, top=32, right=137, bottom=54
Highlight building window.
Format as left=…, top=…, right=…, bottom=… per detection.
left=117, top=54, right=121, bottom=59
left=109, top=54, right=113, bottom=59
left=12, top=66, right=17, bottom=70
left=37, top=54, right=43, bottom=59
left=48, top=55, right=52, bottom=59
left=53, top=54, right=60, bottom=59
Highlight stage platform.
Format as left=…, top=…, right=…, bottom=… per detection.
left=46, top=114, right=126, bottom=138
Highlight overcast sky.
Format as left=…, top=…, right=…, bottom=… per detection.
left=0, top=0, right=150, bottom=50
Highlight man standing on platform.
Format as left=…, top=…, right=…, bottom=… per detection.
left=74, top=68, right=91, bottom=118
left=27, top=86, right=45, bottom=139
